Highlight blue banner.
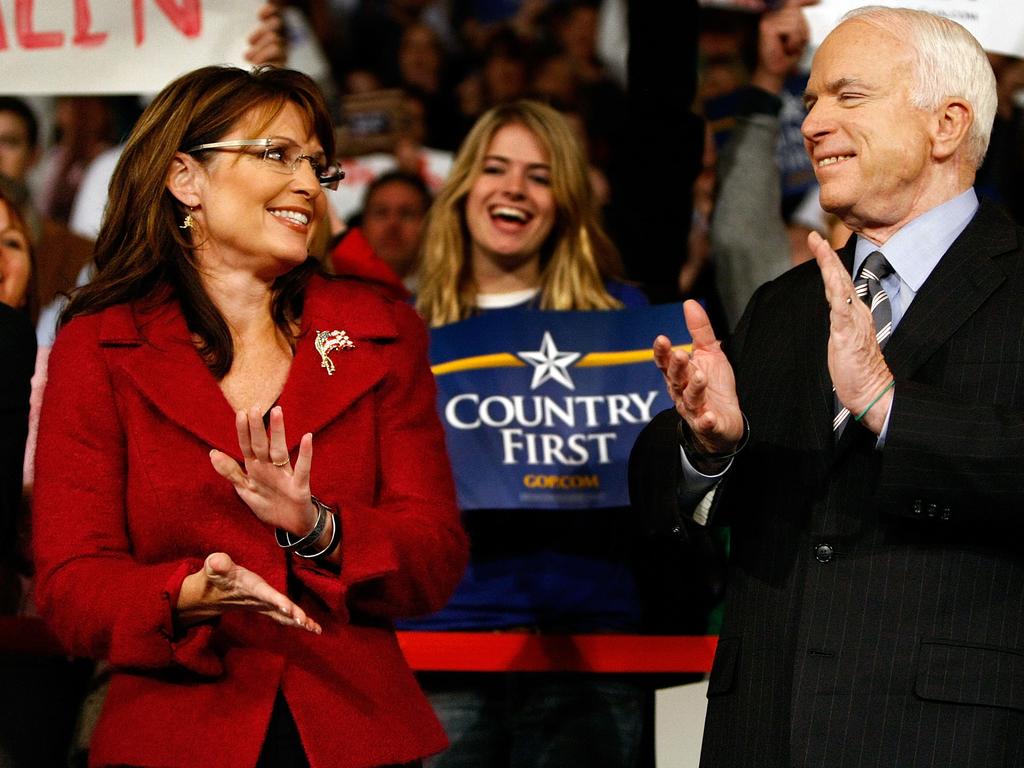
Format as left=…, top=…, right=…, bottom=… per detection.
left=429, top=304, right=691, bottom=510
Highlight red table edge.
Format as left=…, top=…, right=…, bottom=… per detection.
left=0, top=617, right=718, bottom=673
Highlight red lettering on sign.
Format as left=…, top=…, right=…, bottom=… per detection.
left=132, top=0, right=143, bottom=44
left=133, top=0, right=202, bottom=46
left=73, top=0, right=107, bottom=48
left=15, top=0, right=64, bottom=49
left=0, top=9, right=7, bottom=50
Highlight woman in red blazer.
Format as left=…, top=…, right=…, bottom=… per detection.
left=32, top=65, right=467, bottom=768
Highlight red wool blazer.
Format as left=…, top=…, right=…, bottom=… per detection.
left=32, top=274, right=468, bottom=768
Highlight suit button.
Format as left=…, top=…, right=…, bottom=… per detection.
left=941, top=507, right=952, bottom=521
left=912, top=500, right=923, bottom=515
left=927, top=503, right=938, bottom=518
left=815, top=543, right=834, bottom=563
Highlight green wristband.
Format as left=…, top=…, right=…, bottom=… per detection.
left=854, top=380, right=895, bottom=422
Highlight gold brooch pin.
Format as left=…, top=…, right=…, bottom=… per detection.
left=315, top=329, right=355, bottom=375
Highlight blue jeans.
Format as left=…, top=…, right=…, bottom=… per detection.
left=420, top=673, right=646, bottom=768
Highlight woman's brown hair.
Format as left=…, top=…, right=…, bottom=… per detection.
left=60, top=65, right=335, bottom=378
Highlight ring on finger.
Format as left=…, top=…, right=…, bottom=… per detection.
left=272, top=458, right=289, bottom=467
left=845, top=296, right=853, bottom=305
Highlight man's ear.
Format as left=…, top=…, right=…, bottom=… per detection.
left=931, top=97, right=973, bottom=162
left=165, top=151, right=202, bottom=207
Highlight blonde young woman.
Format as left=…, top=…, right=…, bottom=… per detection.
left=408, top=100, right=649, bottom=768
left=416, top=100, right=641, bottom=323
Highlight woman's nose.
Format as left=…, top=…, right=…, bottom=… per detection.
left=501, top=169, right=526, bottom=198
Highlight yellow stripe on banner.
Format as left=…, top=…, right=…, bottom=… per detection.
left=431, top=353, right=526, bottom=376
left=431, top=344, right=692, bottom=376
left=577, top=344, right=691, bottom=367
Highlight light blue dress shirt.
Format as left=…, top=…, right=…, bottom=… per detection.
left=853, top=188, right=979, bottom=332
left=857, top=188, right=979, bottom=443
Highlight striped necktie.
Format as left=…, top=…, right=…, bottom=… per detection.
left=833, top=251, right=894, bottom=433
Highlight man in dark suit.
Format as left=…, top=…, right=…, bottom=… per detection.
left=631, top=7, right=1024, bottom=767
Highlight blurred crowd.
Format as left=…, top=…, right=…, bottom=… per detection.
left=2, top=1, right=1020, bottom=343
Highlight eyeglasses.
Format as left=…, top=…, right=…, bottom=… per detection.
left=185, top=138, right=345, bottom=190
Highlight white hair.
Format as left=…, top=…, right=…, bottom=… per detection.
left=842, top=6, right=997, bottom=169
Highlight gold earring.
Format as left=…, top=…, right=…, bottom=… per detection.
left=179, top=207, right=196, bottom=230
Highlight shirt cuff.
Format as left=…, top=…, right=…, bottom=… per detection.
left=678, top=446, right=732, bottom=522
left=875, top=390, right=895, bottom=449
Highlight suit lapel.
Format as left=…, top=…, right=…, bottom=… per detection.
left=829, top=202, right=1016, bottom=460
left=883, top=201, right=1014, bottom=380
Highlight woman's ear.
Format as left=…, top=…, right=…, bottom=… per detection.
left=166, top=151, right=202, bottom=207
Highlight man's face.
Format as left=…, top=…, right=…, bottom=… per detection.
left=362, top=181, right=428, bottom=279
left=802, top=20, right=938, bottom=237
left=0, top=111, right=36, bottom=183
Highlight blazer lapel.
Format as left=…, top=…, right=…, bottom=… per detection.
left=275, top=278, right=397, bottom=451
left=883, top=201, right=1014, bottom=381
left=107, top=300, right=241, bottom=457
left=107, top=278, right=401, bottom=459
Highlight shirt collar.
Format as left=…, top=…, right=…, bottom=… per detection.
left=853, top=188, right=979, bottom=291
left=475, top=287, right=540, bottom=309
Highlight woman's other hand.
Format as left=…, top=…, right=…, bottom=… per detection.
left=177, top=552, right=321, bottom=633
left=209, top=405, right=317, bottom=537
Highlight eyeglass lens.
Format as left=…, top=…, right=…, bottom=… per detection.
left=262, top=140, right=344, bottom=188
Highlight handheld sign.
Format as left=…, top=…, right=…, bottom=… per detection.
left=429, top=304, right=689, bottom=511
left=0, top=0, right=261, bottom=94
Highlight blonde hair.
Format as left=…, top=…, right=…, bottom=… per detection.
left=416, top=100, right=625, bottom=327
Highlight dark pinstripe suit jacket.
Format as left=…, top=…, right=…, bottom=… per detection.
left=633, top=199, right=1024, bottom=768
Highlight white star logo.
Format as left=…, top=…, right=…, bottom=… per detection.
left=517, top=331, right=581, bottom=390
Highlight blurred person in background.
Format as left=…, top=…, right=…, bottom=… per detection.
left=397, top=22, right=464, bottom=150
left=0, top=188, right=34, bottom=319
left=408, top=99, right=674, bottom=768
left=347, top=0, right=460, bottom=92
left=0, top=185, right=90, bottom=768
left=709, top=0, right=816, bottom=329
left=358, top=169, right=432, bottom=289
left=0, top=188, right=35, bottom=612
left=453, top=0, right=548, bottom=56
left=32, top=96, right=120, bottom=226
left=455, top=27, right=531, bottom=131
left=327, top=169, right=432, bottom=299
left=0, top=97, right=93, bottom=320
left=331, top=91, right=453, bottom=224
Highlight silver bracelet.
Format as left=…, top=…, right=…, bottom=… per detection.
left=295, top=508, right=340, bottom=559
left=274, top=495, right=330, bottom=551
